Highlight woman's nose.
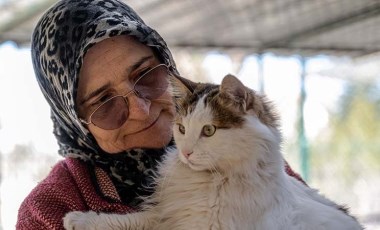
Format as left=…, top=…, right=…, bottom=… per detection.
left=127, top=94, right=151, bottom=121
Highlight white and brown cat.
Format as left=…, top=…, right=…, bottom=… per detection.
left=64, top=74, right=362, bottom=230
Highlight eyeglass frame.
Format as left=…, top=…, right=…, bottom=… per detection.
left=79, top=63, right=172, bottom=129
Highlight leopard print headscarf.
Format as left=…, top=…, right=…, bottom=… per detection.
left=31, top=0, right=177, bottom=206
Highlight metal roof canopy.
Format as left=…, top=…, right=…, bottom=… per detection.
left=1, top=0, right=380, bottom=57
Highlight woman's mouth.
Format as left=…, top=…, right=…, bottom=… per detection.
left=129, top=115, right=160, bottom=135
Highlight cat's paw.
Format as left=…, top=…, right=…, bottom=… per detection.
left=63, top=211, right=99, bottom=230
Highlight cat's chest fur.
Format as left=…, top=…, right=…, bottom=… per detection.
left=150, top=149, right=262, bottom=230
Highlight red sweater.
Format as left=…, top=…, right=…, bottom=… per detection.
left=16, top=158, right=133, bottom=230
left=16, top=158, right=304, bottom=230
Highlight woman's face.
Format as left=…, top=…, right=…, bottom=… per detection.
left=76, top=36, right=175, bottom=153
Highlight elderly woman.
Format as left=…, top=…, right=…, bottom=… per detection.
left=16, top=0, right=303, bottom=229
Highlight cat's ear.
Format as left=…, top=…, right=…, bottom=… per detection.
left=220, top=74, right=247, bottom=99
left=220, top=74, right=248, bottom=107
left=169, top=75, right=198, bottom=98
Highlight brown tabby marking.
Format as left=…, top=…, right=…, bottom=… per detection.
left=172, top=74, right=279, bottom=129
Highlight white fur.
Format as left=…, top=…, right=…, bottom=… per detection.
left=64, top=95, right=362, bottom=230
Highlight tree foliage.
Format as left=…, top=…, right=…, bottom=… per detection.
left=310, top=80, right=380, bottom=186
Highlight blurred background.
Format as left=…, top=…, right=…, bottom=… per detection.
left=0, top=0, right=380, bottom=229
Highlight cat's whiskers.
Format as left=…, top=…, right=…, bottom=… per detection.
left=204, top=153, right=222, bottom=179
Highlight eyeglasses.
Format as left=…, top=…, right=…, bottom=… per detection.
left=80, top=64, right=171, bottom=130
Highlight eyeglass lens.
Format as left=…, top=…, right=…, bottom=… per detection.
left=90, top=65, right=170, bottom=130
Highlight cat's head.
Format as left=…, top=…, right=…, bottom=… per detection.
left=170, top=74, right=281, bottom=172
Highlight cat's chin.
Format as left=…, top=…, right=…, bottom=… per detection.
left=187, top=163, right=208, bottom=171
left=182, top=160, right=208, bottom=171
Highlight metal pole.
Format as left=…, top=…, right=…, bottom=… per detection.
left=257, top=54, right=264, bottom=93
left=299, top=56, right=309, bottom=182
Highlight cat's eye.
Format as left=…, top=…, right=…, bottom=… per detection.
left=178, top=124, right=186, bottom=134
left=202, top=125, right=216, bottom=137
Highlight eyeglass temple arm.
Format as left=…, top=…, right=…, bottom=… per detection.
left=79, top=118, right=91, bottom=125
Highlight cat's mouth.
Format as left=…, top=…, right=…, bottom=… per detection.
left=185, top=160, right=207, bottom=171
left=179, top=152, right=212, bottom=171
left=180, top=157, right=196, bottom=168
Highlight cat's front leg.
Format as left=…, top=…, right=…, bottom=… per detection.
left=63, top=211, right=105, bottom=230
left=63, top=210, right=156, bottom=230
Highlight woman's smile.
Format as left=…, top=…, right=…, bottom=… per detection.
left=126, top=113, right=160, bottom=136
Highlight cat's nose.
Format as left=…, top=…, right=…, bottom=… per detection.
left=182, top=151, right=193, bottom=159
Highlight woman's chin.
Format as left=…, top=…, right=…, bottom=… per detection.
left=121, top=117, right=173, bottom=150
